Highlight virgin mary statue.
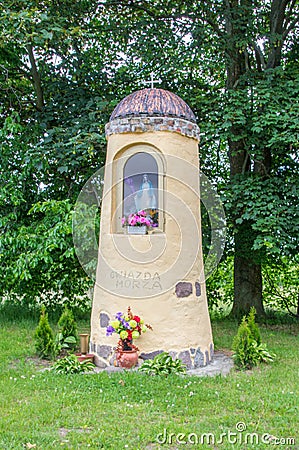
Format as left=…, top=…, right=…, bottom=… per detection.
left=135, top=174, right=157, bottom=211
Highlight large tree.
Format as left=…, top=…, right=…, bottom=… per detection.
left=1, top=0, right=298, bottom=316
left=0, top=0, right=116, bottom=301
left=102, top=0, right=299, bottom=317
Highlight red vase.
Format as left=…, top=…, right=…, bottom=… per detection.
left=116, top=350, right=139, bottom=369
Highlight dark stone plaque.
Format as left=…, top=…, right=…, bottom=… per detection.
left=100, top=312, right=110, bottom=328
left=175, top=282, right=193, bottom=298
left=97, top=344, right=112, bottom=359
left=195, top=282, right=201, bottom=297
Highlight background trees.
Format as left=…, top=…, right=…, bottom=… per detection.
left=1, top=0, right=298, bottom=317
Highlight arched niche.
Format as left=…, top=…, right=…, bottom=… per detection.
left=112, top=144, right=165, bottom=233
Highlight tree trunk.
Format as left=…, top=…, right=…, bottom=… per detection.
left=228, top=0, right=291, bottom=318
left=231, top=226, right=264, bottom=318
left=224, top=1, right=265, bottom=318
left=232, top=256, right=264, bottom=317
left=26, top=44, right=44, bottom=111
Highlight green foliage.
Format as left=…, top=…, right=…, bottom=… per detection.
left=224, top=175, right=299, bottom=260
left=232, top=317, right=256, bottom=370
left=0, top=316, right=298, bottom=448
left=50, top=354, right=95, bottom=374
left=52, top=333, right=78, bottom=359
left=139, top=352, right=186, bottom=376
left=34, top=307, right=54, bottom=359
left=249, top=341, right=276, bottom=364
left=0, top=199, right=92, bottom=301
left=263, top=256, right=299, bottom=316
left=58, top=308, right=78, bottom=343
left=206, top=257, right=234, bottom=313
left=207, top=258, right=299, bottom=319
left=0, top=0, right=299, bottom=317
left=247, top=307, right=261, bottom=345
left=232, top=310, right=275, bottom=370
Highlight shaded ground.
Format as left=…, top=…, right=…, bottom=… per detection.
left=22, top=350, right=234, bottom=377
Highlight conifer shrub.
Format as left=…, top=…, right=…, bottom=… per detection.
left=34, top=306, right=54, bottom=359
left=232, top=307, right=275, bottom=370
left=232, top=317, right=258, bottom=369
left=247, top=307, right=261, bottom=344
left=58, top=307, right=78, bottom=343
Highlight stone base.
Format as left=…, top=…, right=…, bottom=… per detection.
left=90, top=342, right=214, bottom=369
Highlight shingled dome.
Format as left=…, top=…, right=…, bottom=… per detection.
left=110, top=88, right=196, bottom=123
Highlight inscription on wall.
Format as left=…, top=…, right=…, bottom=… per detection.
left=110, top=271, right=162, bottom=291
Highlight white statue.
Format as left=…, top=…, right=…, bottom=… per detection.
left=135, top=174, right=157, bottom=211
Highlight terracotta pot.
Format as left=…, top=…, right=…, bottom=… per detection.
left=75, top=353, right=94, bottom=363
left=116, top=350, right=139, bottom=369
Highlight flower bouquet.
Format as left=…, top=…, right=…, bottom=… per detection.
left=121, top=210, right=153, bottom=228
left=106, top=307, right=152, bottom=368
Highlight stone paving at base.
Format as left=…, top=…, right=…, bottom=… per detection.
left=93, top=351, right=234, bottom=377
left=185, top=351, right=234, bottom=377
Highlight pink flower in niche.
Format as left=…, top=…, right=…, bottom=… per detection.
left=122, top=210, right=157, bottom=228
left=129, top=216, right=137, bottom=226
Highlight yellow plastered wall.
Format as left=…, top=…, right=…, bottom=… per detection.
left=91, top=130, right=213, bottom=364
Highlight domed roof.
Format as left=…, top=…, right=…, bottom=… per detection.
left=110, top=88, right=196, bottom=123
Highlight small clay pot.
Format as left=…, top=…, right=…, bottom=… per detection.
left=75, top=353, right=94, bottom=363
left=116, top=350, right=139, bottom=369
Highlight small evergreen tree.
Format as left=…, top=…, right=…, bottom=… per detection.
left=58, top=307, right=78, bottom=342
left=232, top=310, right=276, bottom=370
left=232, top=317, right=258, bottom=369
left=34, top=306, right=54, bottom=359
left=247, top=307, right=261, bottom=345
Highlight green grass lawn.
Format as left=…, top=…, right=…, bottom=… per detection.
left=0, top=312, right=298, bottom=449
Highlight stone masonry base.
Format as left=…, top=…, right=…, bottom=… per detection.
left=90, top=342, right=214, bottom=370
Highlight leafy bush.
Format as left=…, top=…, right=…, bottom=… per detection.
left=34, top=307, right=54, bottom=359
left=139, top=352, right=186, bottom=376
left=206, top=257, right=234, bottom=313
left=0, top=199, right=94, bottom=309
left=50, top=354, right=95, bottom=374
left=249, top=341, right=276, bottom=364
left=232, top=308, right=276, bottom=370
left=53, top=333, right=78, bottom=358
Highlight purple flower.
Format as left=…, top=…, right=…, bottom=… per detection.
left=120, top=318, right=130, bottom=329
left=115, top=312, right=123, bottom=320
left=106, top=325, right=115, bottom=336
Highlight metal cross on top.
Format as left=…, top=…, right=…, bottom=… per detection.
left=144, top=72, right=161, bottom=89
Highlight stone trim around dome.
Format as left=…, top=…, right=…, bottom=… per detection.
left=105, top=116, right=200, bottom=141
